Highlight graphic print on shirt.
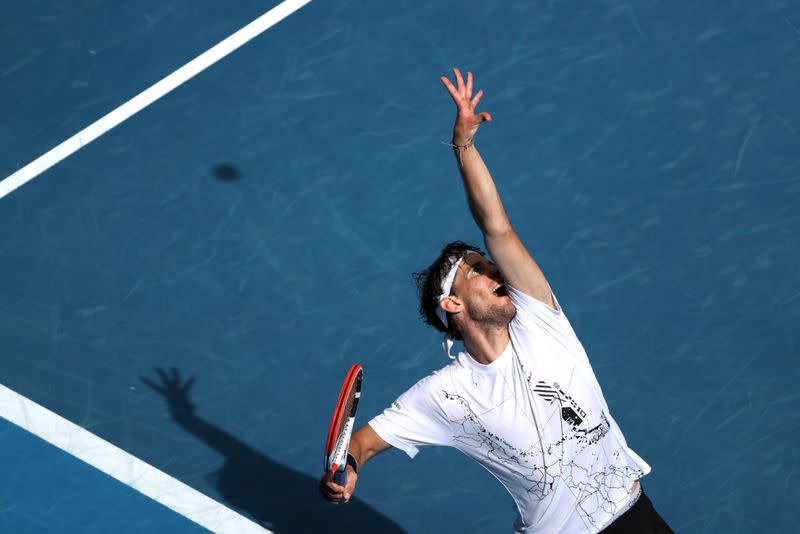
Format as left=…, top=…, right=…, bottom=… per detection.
left=442, top=378, right=645, bottom=532
left=443, top=390, right=563, bottom=499
left=533, top=381, right=585, bottom=428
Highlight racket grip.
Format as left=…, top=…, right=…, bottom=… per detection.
left=333, top=466, right=347, bottom=486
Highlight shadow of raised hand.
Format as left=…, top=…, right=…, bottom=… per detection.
left=141, top=367, right=196, bottom=422
left=140, top=367, right=404, bottom=533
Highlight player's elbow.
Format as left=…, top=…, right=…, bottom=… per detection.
left=476, top=208, right=513, bottom=238
left=482, top=223, right=515, bottom=241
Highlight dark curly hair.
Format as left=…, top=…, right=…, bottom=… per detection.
left=413, top=241, right=485, bottom=341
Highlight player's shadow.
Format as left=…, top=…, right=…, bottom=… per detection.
left=141, top=368, right=404, bottom=534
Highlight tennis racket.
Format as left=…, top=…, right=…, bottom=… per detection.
left=324, top=363, right=363, bottom=486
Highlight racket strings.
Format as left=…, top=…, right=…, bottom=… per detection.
left=336, top=389, right=357, bottom=443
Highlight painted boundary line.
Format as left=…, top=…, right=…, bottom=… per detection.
left=0, top=0, right=312, bottom=200
left=0, top=383, right=271, bottom=533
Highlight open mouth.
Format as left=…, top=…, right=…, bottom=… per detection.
left=493, top=284, right=508, bottom=297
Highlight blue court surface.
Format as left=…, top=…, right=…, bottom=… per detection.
left=1, top=1, right=798, bottom=532
left=0, top=418, right=211, bottom=534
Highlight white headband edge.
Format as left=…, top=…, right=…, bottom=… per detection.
left=434, top=251, right=481, bottom=328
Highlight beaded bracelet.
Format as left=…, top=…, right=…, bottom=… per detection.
left=441, top=138, right=475, bottom=153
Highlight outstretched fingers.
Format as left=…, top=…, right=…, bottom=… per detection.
left=140, top=376, right=163, bottom=394
left=442, top=68, right=491, bottom=130
left=454, top=67, right=465, bottom=96
left=471, top=89, right=483, bottom=109
left=440, top=75, right=461, bottom=101
left=156, top=367, right=170, bottom=384
left=182, top=376, right=196, bottom=394
left=443, top=69, right=486, bottom=107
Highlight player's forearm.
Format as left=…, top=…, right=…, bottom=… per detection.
left=453, top=141, right=512, bottom=237
left=349, top=424, right=390, bottom=469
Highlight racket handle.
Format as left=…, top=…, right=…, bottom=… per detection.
left=333, top=466, right=347, bottom=486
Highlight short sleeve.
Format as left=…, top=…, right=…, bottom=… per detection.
left=368, top=372, right=453, bottom=458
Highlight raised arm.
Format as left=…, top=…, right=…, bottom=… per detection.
left=319, top=424, right=391, bottom=505
left=440, top=68, right=556, bottom=310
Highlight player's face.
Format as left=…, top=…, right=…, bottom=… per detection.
left=453, top=254, right=516, bottom=328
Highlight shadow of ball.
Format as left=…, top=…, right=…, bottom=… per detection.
left=213, top=164, right=242, bottom=182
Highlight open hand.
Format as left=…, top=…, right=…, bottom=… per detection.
left=141, top=367, right=196, bottom=421
left=440, top=68, right=492, bottom=144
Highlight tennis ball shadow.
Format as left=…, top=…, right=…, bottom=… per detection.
left=212, top=163, right=242, bottom=182
left=142, top=368, right=405, bottom=533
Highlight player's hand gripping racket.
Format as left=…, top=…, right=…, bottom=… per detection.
left=325, top=363, right=363, bottom=486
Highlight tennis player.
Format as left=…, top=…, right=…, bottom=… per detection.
left=320, top=68, right=673, bottom=533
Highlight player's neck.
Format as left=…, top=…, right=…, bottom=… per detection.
left=462, top=325, right=510, bottom=366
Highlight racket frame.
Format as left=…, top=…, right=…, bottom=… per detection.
left=325, top=364, right=363, bottom=477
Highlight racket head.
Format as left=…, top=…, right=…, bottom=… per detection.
left=325, top=363, right=363, bottom=474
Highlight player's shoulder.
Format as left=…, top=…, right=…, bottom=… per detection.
left=433, top=355, right=476, bottom=389
left=398, top=363, right=454, bottom=400
left=409, top=366, right=447, bottom=390
left=399, top=355, right=475, bottom=401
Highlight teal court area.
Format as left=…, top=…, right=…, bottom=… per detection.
left=0, top=417, right=210, bottom=534
left=1, top=1, right=798, bottom=532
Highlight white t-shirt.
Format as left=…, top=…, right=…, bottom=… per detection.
left=369, top=285, right=652, bottom=533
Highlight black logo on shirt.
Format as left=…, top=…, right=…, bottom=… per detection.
left=533, top=381, right=587, bottom=428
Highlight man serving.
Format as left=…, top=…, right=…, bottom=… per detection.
left=320, top=69, right=673, bottom=533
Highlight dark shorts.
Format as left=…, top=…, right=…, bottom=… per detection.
left=600, top=486, right=674, bottom=534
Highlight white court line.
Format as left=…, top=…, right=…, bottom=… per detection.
left=0, top=0, right=312, bottom=200
left=0, top=383, right=271, bottom=533
left=0, top=1, right=311, bottom=530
